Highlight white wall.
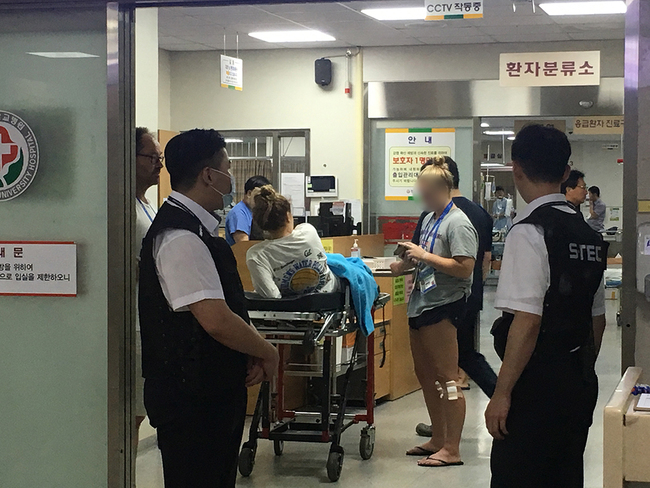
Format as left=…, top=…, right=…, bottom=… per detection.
left=363, top=40, right=624, bottom=82
left=136, top=8, right=159, bottom=207
left=158, top=48, right=171, bottom=131
left=135, top=8, right=159, bottom=131
left=168, top=48, right=364, bottom=201
left=570, top=139, right=624, bottom=228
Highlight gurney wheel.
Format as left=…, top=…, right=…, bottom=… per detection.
left=273, top=440, right=284, bottom=456
left=238, top=446, right=256, bottom=477
left=326, top=449, right=344, bottom=482
left=359, top=427, right=375, bottom=460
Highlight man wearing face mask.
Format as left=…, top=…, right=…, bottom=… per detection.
left=139, top=129, right=279, bottom=488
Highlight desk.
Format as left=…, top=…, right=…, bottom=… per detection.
left=604, top=367, right=650, bottom=487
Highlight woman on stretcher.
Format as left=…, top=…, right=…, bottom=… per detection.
left=246, top=185, right=340, bottom=299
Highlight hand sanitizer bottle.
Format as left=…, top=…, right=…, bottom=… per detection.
left=351, top=239, right=361, bottom=258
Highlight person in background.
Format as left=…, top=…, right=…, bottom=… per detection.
left=391, top=156, right=478, bottom=468
left=561, top=169, right=587, bottom=211
left=413, top=156, right=497, bottom=439
left=246, top=185, right=339, bottom=298
left=486, top=125, right=607, bottom=488
left=225, top=175, right=271, bottom=245
left=492, top=186, right=509, bottom=231
left=587, top=185, right=606, bottom=232
left=562, top=170, right=608, bottom=357
left=134, top=127, right=163, bottom=444
left=139, top=129, right=279, bottom=488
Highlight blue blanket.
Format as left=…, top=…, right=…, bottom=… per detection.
left=326, top=253, right=379, bottom=336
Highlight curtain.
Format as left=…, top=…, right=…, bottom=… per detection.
left=231, top=158, right=273, bottom=202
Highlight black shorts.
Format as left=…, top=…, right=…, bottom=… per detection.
left=409, top=296, right=467, bottom=330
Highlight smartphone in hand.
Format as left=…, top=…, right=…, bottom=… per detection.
left=394, top=244, right=408, bottom=259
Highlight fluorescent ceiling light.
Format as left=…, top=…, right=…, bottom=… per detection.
left=539, top=1, right=626, bottom=16
left=225, top=138, right=244, bottom=143
left=507, top=136, right=516, bottom=141
left=28, top=52, right=99, bottom=59
left=361, top=7, right=425, bottom=21
left=481, top=162, right=506, bottom=168
left=249, top=30, right=335, bottom=43
left=480, top=122, right=490, bottom=128
left=483, top=130, right=515, bottom=136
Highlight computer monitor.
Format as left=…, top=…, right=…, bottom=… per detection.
left=306, top=175, right=338, bottom=198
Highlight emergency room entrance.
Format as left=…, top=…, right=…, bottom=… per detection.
left=0, top=0, right=646, bottom=487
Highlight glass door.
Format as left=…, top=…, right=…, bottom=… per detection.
left=0, top=5, right=133, bottom=487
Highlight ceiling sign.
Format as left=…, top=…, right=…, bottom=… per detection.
left=500, top=51, right=600, bottom=87
left=220, top=55, right=243, bottom=91
left=385, top=128, right=455, bottom=201
left=0, top=110, right=39, bottom=202
left=573, top=116, right=624, bottom=135
left=0, top=242, right=77, bottom=297
left=425, top=0, right=483, bottom=20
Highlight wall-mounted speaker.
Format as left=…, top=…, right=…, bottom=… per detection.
left=315, top=58, right=332, bottom=86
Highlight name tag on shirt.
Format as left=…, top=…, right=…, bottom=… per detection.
left=417, top=266, right=437, bottom=294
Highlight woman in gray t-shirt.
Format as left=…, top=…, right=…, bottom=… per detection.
left=391, top=156, right=478, bottom=468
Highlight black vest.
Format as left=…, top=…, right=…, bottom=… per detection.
left=139, top=201, right=249, bottom=395
left=492, top=202, right=608, bottom=364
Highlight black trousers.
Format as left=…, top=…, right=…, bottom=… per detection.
left=490, top=355, right=598, bottom=488
left=145, top=378, right=247, bottom=488
left=457, top=303, right=498, bottom=398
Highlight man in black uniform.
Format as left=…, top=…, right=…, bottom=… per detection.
left=139, top=129, right=279, bottom=488
left=412, top=157, right=498, bottom=438
left=486, top=125, right=607, bottom=488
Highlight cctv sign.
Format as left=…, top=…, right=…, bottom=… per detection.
left=425, top=1, right=483, bottom=20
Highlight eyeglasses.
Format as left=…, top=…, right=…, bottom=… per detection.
left=137, top=153, right=164, bottom=164
left=577, top=184, right=588, bottom=190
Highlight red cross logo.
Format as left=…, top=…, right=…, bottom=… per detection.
left=0, top=126, right=19, bottom=170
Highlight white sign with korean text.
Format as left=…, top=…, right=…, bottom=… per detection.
left=0, top=242, right=77, bottom=296
left=220, top=55, right=243, bottom=91
left=384, top=128, right=456, bottom=201
left=500, top=51, right=600, bottom=87
left=425, top=1, right=483, bottom=20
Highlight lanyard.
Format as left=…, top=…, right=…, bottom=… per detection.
left=136, top=197, right=155, bottom=223
left=421, top=201, right=454, bottom=253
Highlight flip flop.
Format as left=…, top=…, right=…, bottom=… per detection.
left=417, top=456, right=464, bottom=467
left=406, top=446, right=437, bottom=457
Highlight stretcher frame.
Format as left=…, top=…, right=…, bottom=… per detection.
left=238, top=287, right=390, bottom=482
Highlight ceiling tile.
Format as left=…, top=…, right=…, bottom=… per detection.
left=491, top=32, right=572, bottom=43
left=419, top=35, right=497, bottom=45
left=158, top=2, right=625, bottom=52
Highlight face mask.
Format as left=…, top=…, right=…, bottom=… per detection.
left=209, top=169, right=236, bottom=208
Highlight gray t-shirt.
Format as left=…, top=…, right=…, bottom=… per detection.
left=407, top=207, right=479, bottom=318
left=587, top=198, right=606, bottom=232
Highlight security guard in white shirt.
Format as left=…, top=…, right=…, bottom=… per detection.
left=139, top=129, right=279, bottom=488
left=486, top=125, right=607, bottom=488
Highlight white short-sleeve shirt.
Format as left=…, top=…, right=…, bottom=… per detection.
left=153, top=191, right=225, bottom=312
left=495, top=193, right=605, bottom=318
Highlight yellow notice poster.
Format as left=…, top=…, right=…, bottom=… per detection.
left=384, top=128, right=455, bottom=201
left=321, top=239, right=334, bottom=254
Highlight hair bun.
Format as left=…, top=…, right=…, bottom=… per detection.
left=431, top=155, right=448, bottom=168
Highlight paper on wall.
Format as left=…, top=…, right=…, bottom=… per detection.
left=281, top=173, right=305, bottom=215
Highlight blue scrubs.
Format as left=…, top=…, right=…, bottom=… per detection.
left=492, top=198, right=508, bottom=231
left=225, top=201, right=253, bottom=245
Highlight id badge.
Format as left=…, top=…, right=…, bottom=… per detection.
left=418, top=266, right=437, bottom=294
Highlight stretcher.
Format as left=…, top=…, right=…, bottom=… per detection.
left=238, top=285, right=390, bottom=482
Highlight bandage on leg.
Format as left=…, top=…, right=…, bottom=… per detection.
left=445, top=380, right=460, bottom=401
left=435, top=381, right=444, bottom=399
